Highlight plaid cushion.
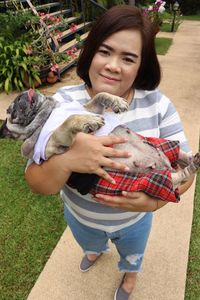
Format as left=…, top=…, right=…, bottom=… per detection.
left=90, top=138, right=180, bottom=203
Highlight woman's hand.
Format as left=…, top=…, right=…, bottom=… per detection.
left=25, top=132, right=131, bottom=195
left=94, top=191, right=167, bottom=212
left=67, top=132, right=131, bottom=183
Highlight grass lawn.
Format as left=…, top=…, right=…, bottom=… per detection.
left=160, top=22, right=179, bottom=33
left=185, top=166, right=200, bottom=299
left=0, top=137, right=66, bottom=300
left=155, top=37, right=173, bottom=55
left=182, top=15, right=200, bottom=21
left=160, top=13, right=200, bottom=33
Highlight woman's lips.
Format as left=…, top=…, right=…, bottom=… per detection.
left=100, top=74, right=120, bottom=82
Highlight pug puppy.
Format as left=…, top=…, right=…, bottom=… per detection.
left=0, top=89, right=199, bottom=193
left=0, top=89, right=56, bottom=157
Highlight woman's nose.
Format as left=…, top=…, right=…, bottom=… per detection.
left=105, top=57, right=121, bottom=72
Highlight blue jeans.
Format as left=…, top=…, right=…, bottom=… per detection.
left=64, top=205, right=152, bottom=272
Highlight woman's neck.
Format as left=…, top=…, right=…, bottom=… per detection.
left=122, top=89, right=134, bottom=105
left=86, top=86, right=134, bottom=105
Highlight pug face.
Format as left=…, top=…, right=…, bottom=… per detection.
left=7, top=89, right=45, bottom=126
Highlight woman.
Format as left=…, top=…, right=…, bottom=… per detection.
left=25, top=6, right=193, bottom=300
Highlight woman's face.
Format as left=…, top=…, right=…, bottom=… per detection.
left=88, top=28, right=142, bottom=98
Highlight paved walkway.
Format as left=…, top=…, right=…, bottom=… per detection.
left=1, top=20, right=200, bottom=300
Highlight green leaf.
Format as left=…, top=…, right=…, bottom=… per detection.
left=32, top=74, right=41, bottom=84
left=4, top=77, right=11, bottom=94
left=19, top=63, right=28, bottom=71
left=20, top=69, right=25, bottom=80
left=18, top=80, right=24, bottom=89
left=14, top=77, right=19, bottom=90
left=16, top=48, right=20, bottom=56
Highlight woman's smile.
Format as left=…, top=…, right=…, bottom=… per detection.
left=88, top=28, right=142, bottom=98
left=100, top=74, right=121, bottom=83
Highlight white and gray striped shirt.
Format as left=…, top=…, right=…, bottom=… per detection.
left=35, top=83, right=191, bottom=233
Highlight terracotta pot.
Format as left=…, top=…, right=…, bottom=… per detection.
left=47, top=71, right=58, bottom=84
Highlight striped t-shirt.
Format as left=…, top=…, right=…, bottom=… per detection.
left=42, top=83, right=191, bottom=233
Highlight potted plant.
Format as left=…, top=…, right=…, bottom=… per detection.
left=0, top=10, right=73, bottom=93
left=143, top=0, right=166, bottom=34
left=0, top=11, right=42, bottom=93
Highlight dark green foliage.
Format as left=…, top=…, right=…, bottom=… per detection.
left=0, top=38, right=41, bottom=93
left=179, top=0, right=200, bottom=15
left=0, top=11, right=41, bottom=93
left=135, top=0, right=200, bottom=15
left=0, top=11, right=39, bottom=42
left=97, top=0, right=125, bottom=8
left=0, top=10, right=70, bottom=93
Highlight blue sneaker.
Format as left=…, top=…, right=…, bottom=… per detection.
left=79, top=254, right=102, bottom=272
left=114, top=275, right=132, bottom=300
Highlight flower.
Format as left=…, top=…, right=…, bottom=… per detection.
left=144, top=0, right=166, bottom=27
left=50, top=63, right=59, bottom=72
left=70, top=23, right=78, bottom=33
left=25, top=45, right=33, bottom=55
left=65, top=47, right=78, bottom=59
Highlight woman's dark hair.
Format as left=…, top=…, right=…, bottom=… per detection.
left=77, top=5, right=161, bottom=90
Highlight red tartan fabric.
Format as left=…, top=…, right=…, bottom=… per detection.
left=141, top=136, right=180, bottom=168
left=90, top=137, right=180, bottom=203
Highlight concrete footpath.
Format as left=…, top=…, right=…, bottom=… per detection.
left=1, top=21, right=200, bottom=300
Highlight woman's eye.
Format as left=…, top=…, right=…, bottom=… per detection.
left=123, top=57, right=135, bottom=63
left=98, top=49, right=109, bottom=56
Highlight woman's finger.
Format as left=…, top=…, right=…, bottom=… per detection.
left=94, top=192, right=160, bottom=212
left=98, top=135, right=128, bottom=146
left=94, top=194, right=128, bottom=207
left=95, top=168, right=116, bottom=184
left=100, top=156, right=130, bottom=172
left=102, top=146, right=131, bottom=159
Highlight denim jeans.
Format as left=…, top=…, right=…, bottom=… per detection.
left=64, top=204, right=152, bottom=272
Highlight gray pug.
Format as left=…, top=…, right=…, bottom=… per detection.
left=0, top=89, right=199, bottom=190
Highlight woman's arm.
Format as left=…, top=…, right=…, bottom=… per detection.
left=25, top=152, right=72, bottom=195
left=25, top=132, right=131, bottom=195
left=94, top=175, right=195, bottom=212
